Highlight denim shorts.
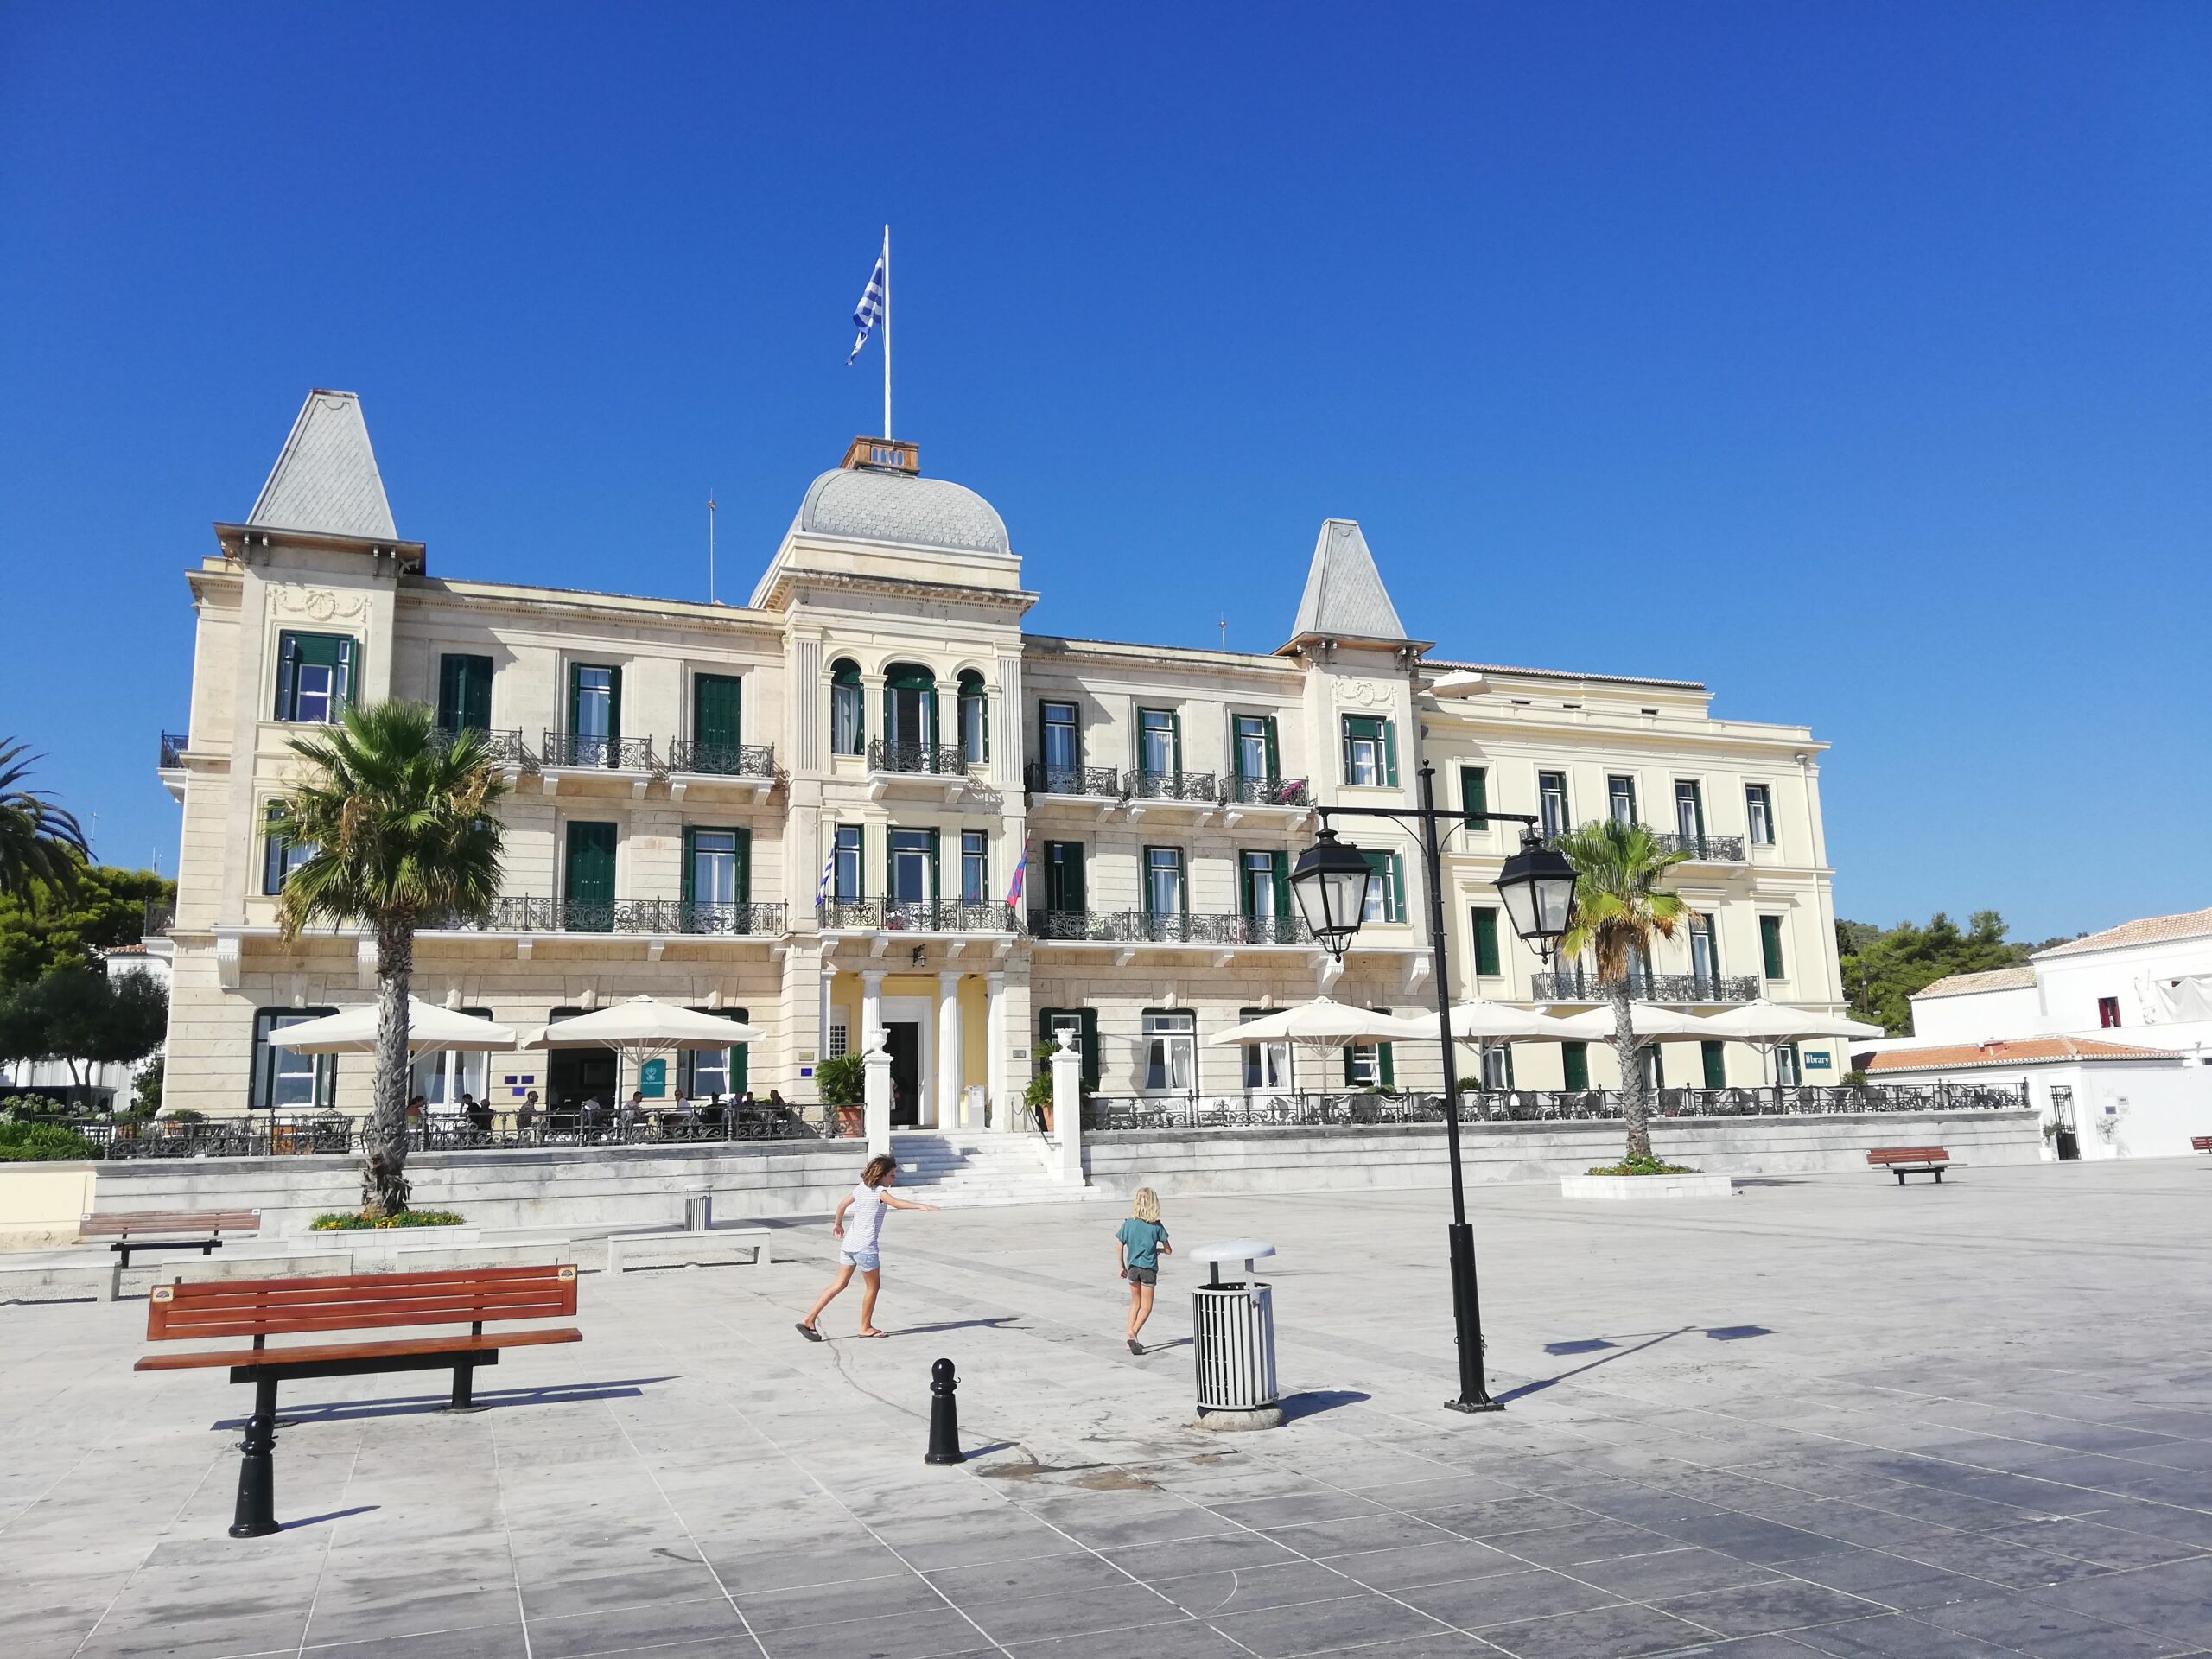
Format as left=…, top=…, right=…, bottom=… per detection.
left=1125, top=1266, right=1157, bottom=1286
left=840, top=1249, right=880, bottom=1272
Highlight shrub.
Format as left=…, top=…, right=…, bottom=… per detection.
left=311, top=1209, right=467, bottom=1230
left=814, top=1053, right=866, bottom=1107
left=1586, top=1156, right=1699, bottom=1176
left=0, top=1121, right=99, bottom=1160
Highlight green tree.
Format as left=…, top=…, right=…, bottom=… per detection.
left=1554, top=818, right=1693, bottom=1164
left=1836, top=910, right=2035, bottom=1035
left=0, top=743, right=89, bottom=899
left=271, top=702, right=507, bottom=1217
left=0, top=967, right=167, bottom=1096
left=0, top=864, right=175, bottom=991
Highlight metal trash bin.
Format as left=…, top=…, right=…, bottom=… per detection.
left=1190, top=1241, right=1278, bottom=1413
left=683, top=1193, right=713, bottom=1232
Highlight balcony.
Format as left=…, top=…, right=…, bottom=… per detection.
left=542, top=731, right=656, bottom=771
left=158, top=731, right=189, bottom=769
left=1029, top=909, right=1314, bottom=951
left=664, top=740, right=777, bottom=780
left=1223, top=774, right=1311, bottom=809
left=142, top=901, right=175, bottom=937
left=1124, top=770, right=1217, bottom=817
left=1654, top=831, right=1746, bottom=863
left=867, top=738, right=968, bottom=776
left=1024, top=761, right=1124, bottom=803
left=1531, top=970, right=1760, bottom=1004
left=817, top=898, right=1020, bottom=934
left=433, top=727, right=536, bottom=770
left=440, top=898, right=786, bottom=937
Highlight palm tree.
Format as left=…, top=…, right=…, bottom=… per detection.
left=0, top=741, right=89, bottom=898
left=1553, top=818, right=1694, bottom=1165
left=271, top=702, right=506, bottom=1216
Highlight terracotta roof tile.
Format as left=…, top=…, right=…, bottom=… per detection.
left=1915, top=966, right=2036, bottom=999
left=2034, top=906, right=2212, bottom=960
left=1869, top=1036, right=2182, bottom=1073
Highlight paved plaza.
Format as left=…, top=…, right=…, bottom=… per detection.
left=3, top=1158, right=2209, bottom=1658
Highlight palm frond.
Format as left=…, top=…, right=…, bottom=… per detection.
left=1552, top=817, right=1695, bottom=980
left=0, top=741, right=91, bottom=899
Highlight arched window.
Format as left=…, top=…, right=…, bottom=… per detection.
left=957, top=670, right=988, bottom=765
left=882, top=663, right=937, bottom=753
left=830, top=659, right=863, bottom=756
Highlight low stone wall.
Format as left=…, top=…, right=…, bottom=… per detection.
left=1081, top=1110, right=2043, bottom=1199
left=0, top=1164, right=99, bottom=1248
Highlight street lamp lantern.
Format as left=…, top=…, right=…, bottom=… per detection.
left=1494, top=829, right=1579, bottom=962
left=1289, top=827, right=1374, bottom=959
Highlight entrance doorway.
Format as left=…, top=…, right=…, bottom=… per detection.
left=547, top=1028, right=617, bottom=1115
left=886, top=1023, right=921, bottom=1126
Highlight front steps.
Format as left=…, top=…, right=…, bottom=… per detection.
left=892, top=1132, right=1088, bottom=1205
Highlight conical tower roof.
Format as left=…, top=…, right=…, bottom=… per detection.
left=1285, top=518, right=1409, bottom=647
left=247, top=390, right=397, bottom=539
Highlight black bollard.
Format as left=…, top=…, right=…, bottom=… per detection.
left=229, top=1373, right=281, bottom=1537
left=924, top=1357, right=962, bottom=1465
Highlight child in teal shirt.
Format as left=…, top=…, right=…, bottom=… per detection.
left=1115, top=1187, right=1171, bottom=1354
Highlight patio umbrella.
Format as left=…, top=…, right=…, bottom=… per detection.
left=1204, top=995, right=1414, bottom=1096
left=535, top=995, right=761, bottom=1055
left=266, top=998, right=519, bottom=1055
left=1548, top=1003, right=1719, bottom=1041
left=1392, top=997, right=1586, bottom=1093
left=1695, top=999, right=1885, bottom=1092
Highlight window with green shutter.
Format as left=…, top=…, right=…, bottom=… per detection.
left=1137, top=708, right=1181, bottom=778
left=1759, top=915, right=1786, bottom=980
left=1345, top=1016, right=1394, bottom=1088
left=1341, top=715, right=1397, bottom=787
left=1470, top=906, right=1501, bottom=976
left=680, top=1007, right=750, bottom=1097
left=1460, top=766, right=1488, bottom=830
left=1043, top=842, right=1085, bottom=912
left=694, top=674, right=742, bottom=747
left=1361, top=849, right=1405, bottom=923
left=437, top=653, right=493, bottom=734
left=275, top=632, right=357, bottom=722
left=569, top=664, right=621, bottom=750
left=1561, top=1040, right=1590, bottom=1090
left=1233, top=715, right=1278, bottom=783
left=1037, top=1007, right=1100, bottom=1090
left=563, top=822, right=617, bottom=931
left=1701, top=1039, right=1726, bottom=1089
left=682, top=827, right=748, bottom=910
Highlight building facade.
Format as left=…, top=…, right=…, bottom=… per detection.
left=158, top=390, right=1849, bottom=1122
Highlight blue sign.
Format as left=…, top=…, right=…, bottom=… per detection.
left=1804, top=1052, right=1832, bottom=1071
left=639, top=1058, right=667, bottom=1097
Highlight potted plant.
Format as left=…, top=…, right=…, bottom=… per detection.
left=1024, top=1071, right=1055, bottom=1133
left=815, top=1054, right=866, bottom=1136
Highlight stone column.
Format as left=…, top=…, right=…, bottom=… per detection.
left=862, top=1033, right=892, bottom=1157
left=985, top=971, right=1008, bottom=1131
left=937, top=970, right=963, bottom=1129
left=1049, top=1033, right=1084, bottom=1185
left=861, top=970, right=885, bottom=1052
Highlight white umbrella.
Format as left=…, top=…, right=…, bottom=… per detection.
left=266, top=998, right=518, bottom=1056
left=1696, top=1000, right=1884, bottom=1044
left=1548, top=1004, right=1719, bottom=1040
left=1393, top=998, right=1584, bottom=1044
left=535, top=995, right=762, bottom=1052
left=1203, top=996, right=1413, bottom=1096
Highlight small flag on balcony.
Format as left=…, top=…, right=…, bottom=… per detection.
left=818, top=843, right=837, bottom=902
left=848, top=250, right=886, bottom=365
left=1005, top=838, right=1030, bottom=906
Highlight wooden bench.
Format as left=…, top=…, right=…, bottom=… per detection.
left=1868, top=1146, right=1950, bottom=1185
left=136, top=1264, right=580, bottom=1537
left=81, top=1209, right=260, bottom=1268
left=2190, top=1135, right=2212, bottom=1155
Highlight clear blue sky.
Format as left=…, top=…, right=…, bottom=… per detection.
left=3, top=5, right=2206, bottom=941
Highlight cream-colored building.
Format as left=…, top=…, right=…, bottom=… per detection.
left=158, top=390, right=1848, bottom=1122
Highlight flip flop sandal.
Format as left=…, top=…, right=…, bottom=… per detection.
left=796, top=1323, right=823, bottom=1342
left=856, top=1328, right=889, bottom=1338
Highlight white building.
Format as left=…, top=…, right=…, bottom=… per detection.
left=1872, top=906, right=2212, bottom=1159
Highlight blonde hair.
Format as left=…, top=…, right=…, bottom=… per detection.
left=1132, top=1187, right=1160, bottom=1223
left=861, top=1154, right=898, bottom=1187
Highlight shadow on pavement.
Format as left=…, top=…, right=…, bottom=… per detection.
left=1501, top=1323, right=1777, bottom=1402
left=1279, top=1389, right=1371, bottom=1422
left=220, top=1376, right=679, bottom=1429
left=281, top=1505, right=379, bottom=1530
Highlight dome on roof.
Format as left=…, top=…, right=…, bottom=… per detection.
left=795, top=466, right=1010, bottom=556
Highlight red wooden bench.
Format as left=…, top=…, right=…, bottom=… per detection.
left=1868, top=1146, right=1950, bottom=1185
left=80, top=1209, right=260, bottom=1268
left=2190, top=1135, right=2212, bottom=1154
left=137, top=1265, right=580, bottom=1537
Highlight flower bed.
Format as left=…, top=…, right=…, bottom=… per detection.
left=311, top=1209, right=468, bottom=1230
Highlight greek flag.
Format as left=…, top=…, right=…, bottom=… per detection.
left=848, top=253, right=886, bottom=364
left=818, top=843, right=838, bottom=901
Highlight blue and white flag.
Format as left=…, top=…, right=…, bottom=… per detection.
left=818, top=843, right=838, bottom=901
left=848, top=252, right=886, bottom=364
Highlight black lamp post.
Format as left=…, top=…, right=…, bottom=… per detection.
left=1292, top=762, right=1578, bottom=1414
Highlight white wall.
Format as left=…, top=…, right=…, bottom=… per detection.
left=1910, top=984, right=2040, bottom=1043
left=2036, top=933, right=2212, bottom=1034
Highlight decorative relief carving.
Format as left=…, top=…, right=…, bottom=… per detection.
left=271, top=586, right=368, bottom=624
left=1336, top=679, right=1395, bottom=709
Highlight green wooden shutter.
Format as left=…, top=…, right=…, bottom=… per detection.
left=1339, top=715, right=1355, bottom=780
left=1701, top=1040, right=1726, bottom=1089
left=1271, top=849, right=1291, bottom=920
left=1377, top=1030, right=1395, bottom=1088
left=1471, top=907, right=1501, bottom=976
left=926, top=829, right=941, bottom=906
left=440, top=654, right=493, bottom=734
left=734, top=827, right=751, bottom=904
left=1390, top=852, right=1407, bottom=922
left=1562, top=1041, right=1589, bottom=1090
left=680, top=828, right=696, bottom=903
left=567, top=664, right=582, bottom=735
left=695, top=674, right=742, bottom=747
left=334, top=638, right=355, bottom=711
left=1760, top=916, right=1785, bottom=979
left=607, top=664, right=623, bottom=744
left=1170, top=711, right=1183, bottom=775
left=1262, top=715, right=1279, bottom=780
left=275, top=633, right=299, bottom=719
left=563, top=823, right=617, bottom=930
left=1461, top=766, right=1488, bottom=830
left=730, top=1007, right=750, bottom=1093
left=1382, top=719, right=1399, bottom=787
left=1078, top=1008, right=1100, bottom=1089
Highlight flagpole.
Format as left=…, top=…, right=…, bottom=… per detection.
left=707, top=493, right=717, bottom=604
left=881, top=224, right=893, bottom=439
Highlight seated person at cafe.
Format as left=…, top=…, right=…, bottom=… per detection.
left=463, top=1093, right=494, bottom=1131
left=515, top=1090, right=538, bottom=1131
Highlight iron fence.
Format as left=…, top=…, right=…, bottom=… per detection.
left=142, top=901, right=175, bottom=937
left=53, top=1103, right=817, bottom=1160
left=1224, top=775, right=1311, bottom=807
left=1027, top=908, right=1314, bottom=945
left=1655, top=831, right=1747, bottom=862
left=1126, top=769, right=1219, bottom=803
left=868, top=738, right=969, bottom=776
left=434, top=897, right=786, bottom=936
left=818, top=898, right=1019, bottom=932
left=158, top=731, right=188, bottom=768
left=1530, top=970, right=1761, bottom=1004
left=431, top=727, right=535, bottom=768
left=1024, top=762, right=1123, bottom=798
left=542, top=731, right=657, bottom=771
left=664, top=740, right=779, bottom=779
left=1084, top=1079, right=2029, bottom=1131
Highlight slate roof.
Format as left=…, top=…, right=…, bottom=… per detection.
left=1868, top=1036, right=2182, bottom=1072
left=1913, top=966, right=2037, bottom=1000
left=247, top=390, right=397, bottom=540
left=1424, top=658, right=1707, bottom=692
left=795, top=466, right=1009, bottom=556
left=1287, top=519, right=1408, bottom=644
left=2033, top=906, right=2212, bottom=961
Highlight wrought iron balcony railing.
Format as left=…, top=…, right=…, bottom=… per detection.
left=817, top=898, right=1019, bottom=933
left=1027, top=908, right=1314, bottom=946
left=1655, top=831, right=1747, bottom=862
left=542, top=731, right=657, bottom=771
left=1025, top=762, right=1124, bottom=799
left=867, top=738, right=969, bottom=776
left=157, top=731, right=188, bottom=769
left=1224, top=774, right=1311, bottom=807
left=1530, top=969, right=1760, bottom=1004
left=1127, top=769, right=1218, bottom=804
left=433, top=727, right=535, bottom=768
left=142, top=902, right=175, bottom=937
left=664, top=739, right=778, bottom=779
left=437, top=897, right=785, bottom=936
